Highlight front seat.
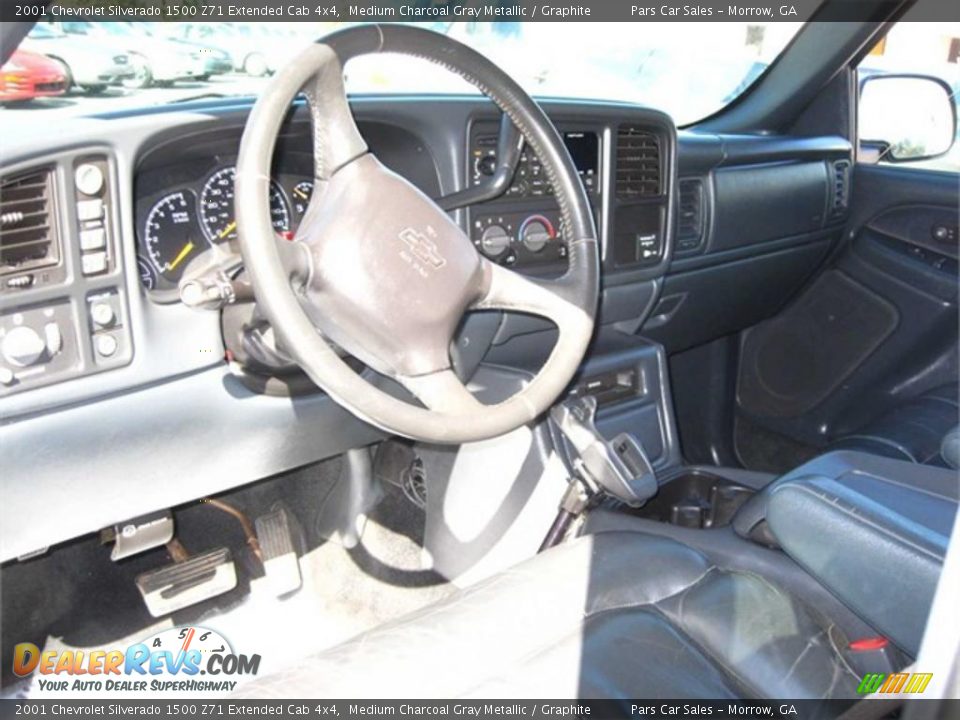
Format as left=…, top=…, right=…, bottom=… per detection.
left=237, top=450, right=957, bottom=700
left=238, top=531, right=860, bottom=699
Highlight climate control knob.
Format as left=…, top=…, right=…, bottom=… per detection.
left=520, top=216, right=555, bottom=253
left=480, top=224, right=511, bottom=257
left=2, top=325, right=46, bottom=368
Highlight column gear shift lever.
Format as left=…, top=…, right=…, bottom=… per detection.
left=540, top=396, right=659, bottom=550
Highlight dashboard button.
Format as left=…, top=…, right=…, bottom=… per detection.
left=44, top=323, right=62, bottom=356
left=77, top=199, right=104, bottom=221
left=0, top=366, right=14, bottom=386
left=81, top=252, right=108, bottom=276
left=95, top=334, right=118, bottom=358
left=91, top=303, right=115, bottom=328
left=2, top=326, right=46, bottom=368
left=80, top=227, right=106, bottom=251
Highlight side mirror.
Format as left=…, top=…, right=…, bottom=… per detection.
left=859, top=74, right=957, bottom=163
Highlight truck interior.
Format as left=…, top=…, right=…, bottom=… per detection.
left=1, top=0, right=958, bottom=706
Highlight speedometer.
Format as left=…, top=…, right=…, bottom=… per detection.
left=143, top=190, right=208, bottom=283
left=199, top=166, right=291, bottom=244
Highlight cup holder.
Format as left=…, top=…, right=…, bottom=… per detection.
left=628, top=471, right=754, bottom=528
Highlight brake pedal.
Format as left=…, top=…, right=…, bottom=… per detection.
left=136, top=548, right=236, bottom=617
left=255, top=509, right=302, bottom=597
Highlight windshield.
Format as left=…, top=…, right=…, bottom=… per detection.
left=6, top=21, right=804, bottom=125
left=26, top=24, right=63, bottom=39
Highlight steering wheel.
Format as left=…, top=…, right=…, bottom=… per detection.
left=234, top=25, right=598, bottom=444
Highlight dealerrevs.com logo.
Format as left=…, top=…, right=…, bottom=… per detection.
left=13, top=627, right=260, bottom=694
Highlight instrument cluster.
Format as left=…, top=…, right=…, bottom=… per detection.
left=135, top=157, right=314, bottom=298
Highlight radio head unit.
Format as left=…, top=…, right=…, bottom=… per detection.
left=470, top=127, right=601, bottom=199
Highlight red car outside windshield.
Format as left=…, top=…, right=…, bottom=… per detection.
left=0, top=50, right=67, bottom=103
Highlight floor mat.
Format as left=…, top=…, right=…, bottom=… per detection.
left=734, top=414, right=822, bottom=474
left=3, top=451, right=455, bottom=696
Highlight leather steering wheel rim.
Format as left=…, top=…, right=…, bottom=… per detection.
left=235, top=25, right=599, bottom=444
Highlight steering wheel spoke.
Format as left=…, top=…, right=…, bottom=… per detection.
left=397, top=369, right=485, bottom=414
left=473, top=258, right=580, bottom=330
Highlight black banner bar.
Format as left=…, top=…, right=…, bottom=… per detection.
left=3, top=0, right=960, bottom=24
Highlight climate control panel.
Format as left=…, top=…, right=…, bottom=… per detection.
left=472, top=210, right=568, bottom=268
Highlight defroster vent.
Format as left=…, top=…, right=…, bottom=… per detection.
left=615, top=126, right=661, bottom=199
left=0, top=167, right=59, bottom=276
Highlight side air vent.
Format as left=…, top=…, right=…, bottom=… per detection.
left=830, top=160, right=851, bottom=218
left=676, top=179, right=705, bottom=252
left=0, top=167, right=59, bottom=277
left=615, top=126, right=661, bottom=199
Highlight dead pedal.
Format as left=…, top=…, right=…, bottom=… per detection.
left=255, top=508, right=302, bottom=597
left=136, top=547, right=237, bottom=617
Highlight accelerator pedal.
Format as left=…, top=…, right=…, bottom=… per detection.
left=255, top=508, right=302, bottom=597
left=136, top=548, right=237, bottom=617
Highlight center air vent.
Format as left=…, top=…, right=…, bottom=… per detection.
left=0, top=168, right=59, bottom=276
left=677, top=179, right=705, bottom=252
left=615, top=126, right=661, bottom=199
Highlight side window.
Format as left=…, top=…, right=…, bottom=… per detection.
left=856, top=23, right=959, bottom=172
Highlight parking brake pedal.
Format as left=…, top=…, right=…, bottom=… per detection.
left=136, top=548, right=237, bottom=618
left=255, top=509, right=302, bottom=597
left=109, top=510, right=174, bottom=561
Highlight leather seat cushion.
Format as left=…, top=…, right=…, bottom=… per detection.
left=832, top=383, right=959, bottom=465
left=238, top=532, right=859, bottom=699
left=941, top=426, right=959, bottom=469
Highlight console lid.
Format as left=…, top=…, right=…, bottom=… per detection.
left=734, top=451, right=958, bottom=656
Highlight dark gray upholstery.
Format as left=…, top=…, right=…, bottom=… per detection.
left=942, top=426, right=960, bottom=470
left=734, top=451, right=958, bottom=657
left=832, top=384, right=959, bottom=466
left=237, top=532, right=859, bottom=699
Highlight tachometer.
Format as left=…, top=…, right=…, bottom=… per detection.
left=143, top=190, right=208, bottom=283
left=199, top=166, right=291, bottom=244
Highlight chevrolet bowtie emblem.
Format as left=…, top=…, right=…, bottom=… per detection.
left=398, top=228, right=446, bottom=269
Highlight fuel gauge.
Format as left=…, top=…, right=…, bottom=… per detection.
left=291, top=180, right=314, bottom=216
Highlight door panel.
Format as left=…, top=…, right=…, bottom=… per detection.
left=735, top=163, right=959, bottom=459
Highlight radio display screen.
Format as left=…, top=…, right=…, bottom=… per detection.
left=563, top=132, right=600, bottom=178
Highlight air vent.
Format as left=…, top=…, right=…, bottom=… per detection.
left=0, top=168, right=59, bottom=276
left=831, top=160, right=851, bottom=217
left=615, top=126, right=661, bottom=199
left=677, top=179, right=704, bottom=251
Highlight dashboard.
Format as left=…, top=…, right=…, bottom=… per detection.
left=0, top=94, right=851, bottom=562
